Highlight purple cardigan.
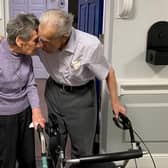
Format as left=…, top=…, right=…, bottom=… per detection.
left=0, top=40, right=40, bottom=115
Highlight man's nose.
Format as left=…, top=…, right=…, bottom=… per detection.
left=36, top=41, right=43, bottom=48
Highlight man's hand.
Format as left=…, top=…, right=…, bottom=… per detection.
left=106, top=67, right=127, bottom=118
left=112, top=102, right=126, bottom=118
left=32, top=107, right=46, bottom=129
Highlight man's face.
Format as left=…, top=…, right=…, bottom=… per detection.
left=20, top=30, right=40, bottom=55
left=38, top=24, right=65, bottom=53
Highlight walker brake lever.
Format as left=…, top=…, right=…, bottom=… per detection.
left=113, top=112, right=136, bottom=142
left=113, top=112, right=131, bottom=130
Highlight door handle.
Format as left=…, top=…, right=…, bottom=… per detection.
left=58, top=0, right=65, bottom=8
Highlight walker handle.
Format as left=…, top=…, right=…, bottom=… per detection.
left=37, top=125, right=48, bottom=168
left=66, top=149, right=143, bottom=164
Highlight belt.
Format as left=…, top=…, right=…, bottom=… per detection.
left=50, top=78, right=93, bottom=92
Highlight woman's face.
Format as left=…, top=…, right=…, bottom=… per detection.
left=19, top=30, right=40, bottom=55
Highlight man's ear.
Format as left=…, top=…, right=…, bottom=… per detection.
left=63, top=33, right=69, bottom=38
left=63, top=33, right=70, bottom=44
left=16, top=36, right=24, bottom=47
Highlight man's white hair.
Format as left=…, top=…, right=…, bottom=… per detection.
left=39, top=9, right=74, bottom=37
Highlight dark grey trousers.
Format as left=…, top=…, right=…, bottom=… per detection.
left=45, top=78, right=97, bottom=161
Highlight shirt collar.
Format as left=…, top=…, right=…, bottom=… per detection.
left=63, top=27, right=76, bottom=54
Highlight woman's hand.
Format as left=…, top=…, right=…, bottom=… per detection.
left=32, top=107, right=46, bottom=129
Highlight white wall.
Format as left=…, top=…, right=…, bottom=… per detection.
left=112, top=0, right=168, bottom=81
left=0, top=0, right=5, bottom=35
left=101, top=0, right=168, bottom=167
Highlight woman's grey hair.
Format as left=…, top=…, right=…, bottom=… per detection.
left=39, top=9, right=74, bottom=38
left=7, top=13, right=39, bottom=45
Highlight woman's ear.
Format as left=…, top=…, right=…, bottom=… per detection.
left=16, top=36, right=24, bottom=47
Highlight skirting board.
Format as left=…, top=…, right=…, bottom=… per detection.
left=114, top=154, right=168, bottom=168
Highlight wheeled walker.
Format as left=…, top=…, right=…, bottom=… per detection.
left=36, top=113, right=144, bottom=168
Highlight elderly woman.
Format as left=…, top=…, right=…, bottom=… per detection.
left=0, top=13, right=45, bottom=168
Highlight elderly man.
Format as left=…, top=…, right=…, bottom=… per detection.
left=0, top=13, right=45, bottom=168
left=37, top=9, right=126, bottom=163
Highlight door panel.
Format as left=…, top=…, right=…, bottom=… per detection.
left=78, top=0, right=104, bottom=154
left=28, top=0, right=47, bottom=17
left=88, top=4, right=96, bottom=34
left=107, top=94, right=168, bottom=153
left=78, top=0, right=103, bottom=36
left=10, top=0, right=47, bottom=18
left=79, top=5, right=87, bottom=30
left=9, top=0, right=28, bottom=17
